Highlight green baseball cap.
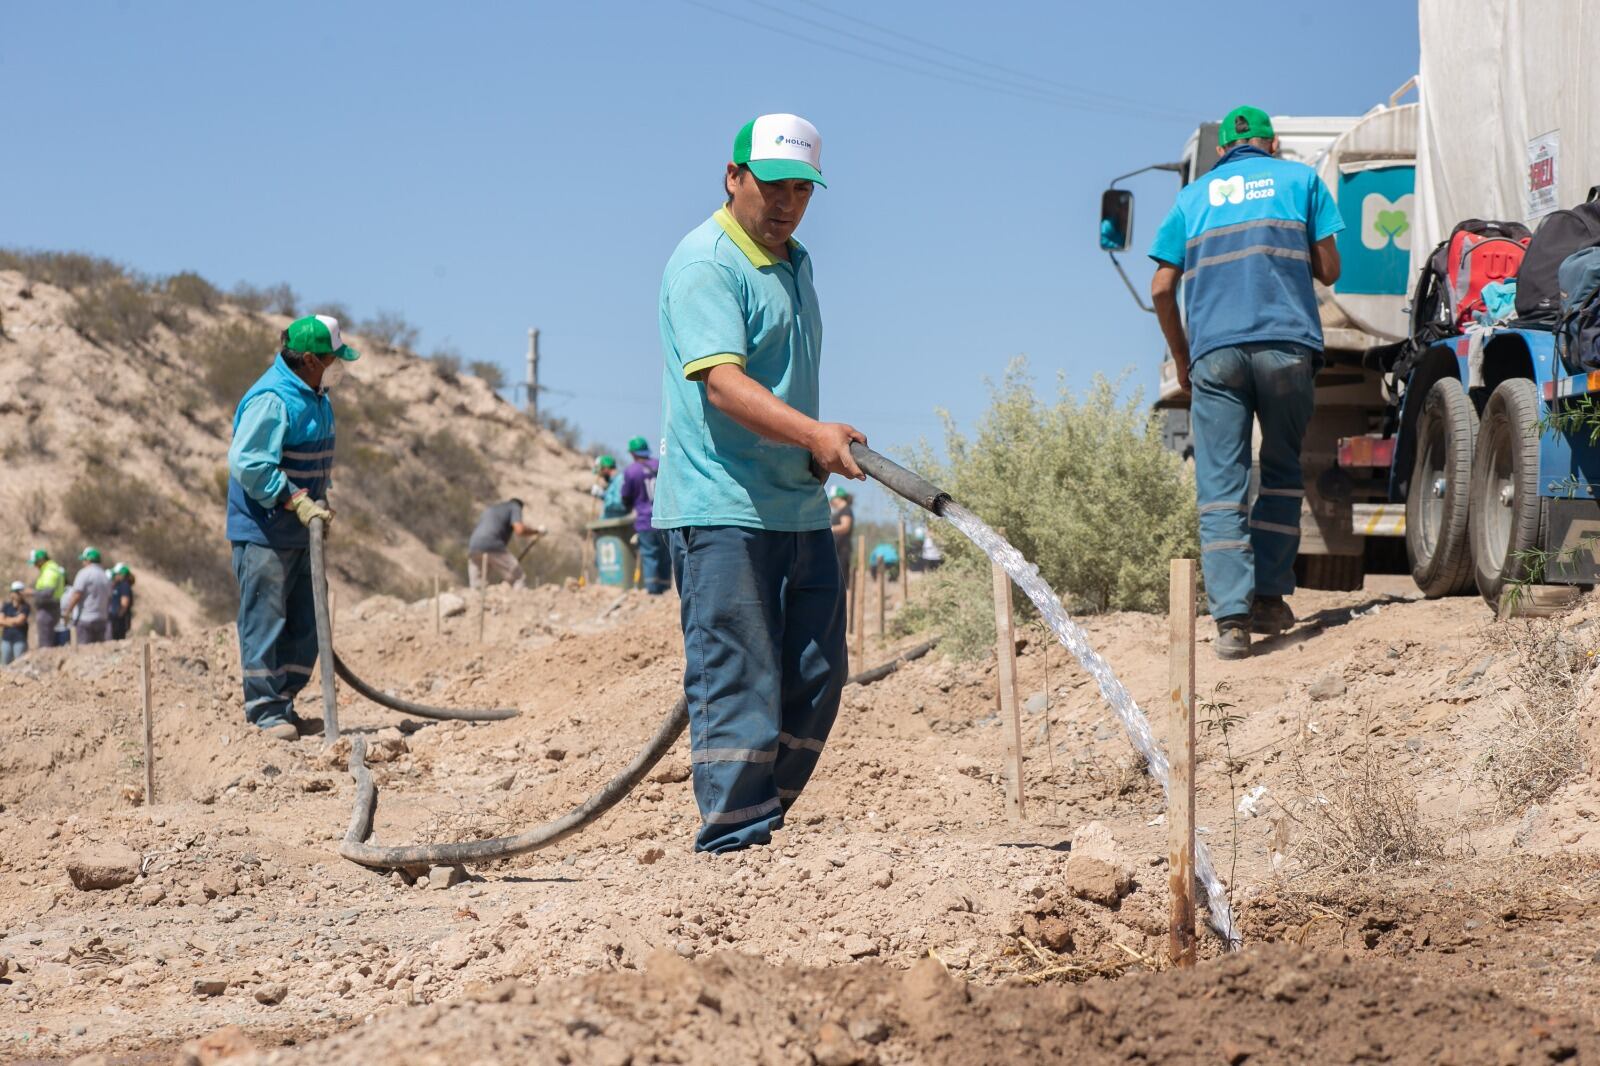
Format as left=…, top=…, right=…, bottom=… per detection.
left=1219, top=105, right=1274, bottom=147
left=828, top=485, right=851, bottom=500
left=595, top=454, right=617, bottom=471
left=29, top=548, right=48, bottom=565
left=285, top=314, right=360, bottom=361
left=80, top=546, right=101, bottom=562
left=627, top=436, right=650, bottom=455
left=733, top=114, right=826, bottom=187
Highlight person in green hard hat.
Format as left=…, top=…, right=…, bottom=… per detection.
left=109, top=563, right=135, bottom=641
left=63, top=546, right=112, bottom=645
left=1148, top=105, right=1343, bottom=660
left=28, top=548, right=67, bottom=649
left=2, top=581, right=31, bottom=664
left=653, top=113, right=867, bottom=852
left=590, top=455, right=628, bottom=519
left=620, top=436, right=669, bottom=594
left=225, top=314, right=358, bottom=740
left=828, top=485, right=854, bottom=580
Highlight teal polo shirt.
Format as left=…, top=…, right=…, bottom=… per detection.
left=653, top=206, right=829, bottom=532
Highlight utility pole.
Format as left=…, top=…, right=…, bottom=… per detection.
left=526, top=328, right=540, bottom=422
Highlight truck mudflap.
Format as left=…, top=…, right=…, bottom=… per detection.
left=1540, top=498, right=1600, bottom=584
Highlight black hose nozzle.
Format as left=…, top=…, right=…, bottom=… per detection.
left=848, top=442, right=951, bottom=516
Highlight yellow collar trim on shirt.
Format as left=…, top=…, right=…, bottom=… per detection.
left=713, top=206, right=797, bottom=269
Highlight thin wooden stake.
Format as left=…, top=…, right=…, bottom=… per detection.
left=876, top=564, right=886, bottom=640
left=434, top=575, right=441, bottom=637
left=478, top=555, right=488, bottom=643
left=141, top=639, right=154, bottom=807
left=1167, top=558, right=1198, bottom=968
left=992, top=527, right=1025, bottom=820
left=898, top=519, right=909, bottom=605
left=851, top=547, right=867, bottom=663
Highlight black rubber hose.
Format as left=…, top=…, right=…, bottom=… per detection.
left=848, top=442, right=952, bottom=516
left=308, top=517, right=340, bottom=741
left=339, top=637, right=940, bottom=870
left=309, top=515, right=519, bottom=724
left=331, top=652, right=520, bottom=722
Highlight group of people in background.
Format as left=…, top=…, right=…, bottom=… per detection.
left=590, top=436, right=670, bottom=595
left=3, top=546, right=135, bottom=664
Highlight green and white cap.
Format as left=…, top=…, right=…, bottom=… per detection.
left=733, top=114, right=826, bottom=187
left=285, top=314, right=360, bottom=361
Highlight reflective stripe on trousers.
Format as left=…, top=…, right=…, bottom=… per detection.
left=1190, top=342, right=1317, bottom=621
left=231, top=541, right=318, bottom=727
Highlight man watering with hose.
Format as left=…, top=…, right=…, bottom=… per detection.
left=226, top=315, right=357, bottom=740
left=654, top=113, right=866, bottom=852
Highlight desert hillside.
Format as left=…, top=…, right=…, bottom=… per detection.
left=0, top=256, right=595, bottom=634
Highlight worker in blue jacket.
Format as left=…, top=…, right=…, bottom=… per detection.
left=226, top=315, right=357, bottom=740
left=1149, top=105, right=1343, bottom=660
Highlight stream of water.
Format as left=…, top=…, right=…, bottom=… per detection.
left=941, top=502, right=1240, bottom=947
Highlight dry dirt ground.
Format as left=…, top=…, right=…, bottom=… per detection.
left=3, top=573, right=1600, bottom=1064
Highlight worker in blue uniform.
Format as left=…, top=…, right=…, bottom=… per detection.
left=1149, top=106, right=1344, bottom=659
left=226, top=315, right=358, bottom=739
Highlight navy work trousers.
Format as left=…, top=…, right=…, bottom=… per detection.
left=231, top=541, right=318, bottom=728
left=637, top=528, right=673, bottom=595
left=669, top=526, right=847, bottom=852
left=1190, top=342, right=1317, bottom=621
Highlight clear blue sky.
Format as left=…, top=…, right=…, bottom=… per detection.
left=3, top=1, right=1418, bottom=518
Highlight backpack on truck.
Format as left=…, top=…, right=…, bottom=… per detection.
left=1556, top=246, right=1600, bottom=370
left=1405, top=219, right=1533, bottom=355
left=1514, top=200, right=1600, bottom=325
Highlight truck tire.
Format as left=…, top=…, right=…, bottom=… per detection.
left=1405, top=377, right=1478, bottom=597
left=1469, top=377, right=1542, bottom=608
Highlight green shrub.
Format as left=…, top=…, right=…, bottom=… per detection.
left=164, top=271, right=221, bottom=310
left=469, top=359, right=506, bottom=391
left=64, top=464, right=152, bottom=540
left=185, top=321, right=279, bottom=406
left=429, top=346, right=462, bottom=380
left=67, top=279, right=167, bottom=348
left=896, top=359, right=1198, bottom=658
left=130, top=515, right=236, bottom=621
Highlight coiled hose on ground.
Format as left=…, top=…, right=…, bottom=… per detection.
left=309, top=517, right=520, bottom=740
left=340, top=639, right=940, bottom=869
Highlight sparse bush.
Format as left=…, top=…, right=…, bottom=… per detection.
left=894, top=359, right=1198, bottom=659
left=893, top=556, right=996, bottom=660
left=0, top=248, right=126, bottom=290
left=185, top=321, right=279, bottom=407
left=228, top=282, right=270, bottom=312
left=539, top=411, right=584, bottom=451
left=164, top=271, right=221, bottom=310
left=364, top=310, right=418, bottom=351
left=263, top=283, right=298, bottom=316
left=1285, top=738, right=1450, bottom=874
left=66, top=279, right=165, bottom=348
left=18, top=485, right=51, bottom=534
left=469, top=359, right=506, bottom=391
left=430, top=346, right=462, bottom=380
left=64, top=464, right=152, bottom=540
left=1477, top=621, right=1589, bottom=811
left=130, top=515, right=236, bottom=621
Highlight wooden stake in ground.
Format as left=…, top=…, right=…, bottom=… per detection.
left=1167, top=558, right=1198, bottom=967
left=851, top=547, right=867, bottom=663
left=434, top=575, right=441, bottom=637
left=876, top=563, right=887, bottom=640
left=141, top=639, right=154, bottom=807
left=992, top=528, right=1025, bottom=820
left=478, top=555, right=488, bottom=643
left=898, top=519, right=909, bottom=605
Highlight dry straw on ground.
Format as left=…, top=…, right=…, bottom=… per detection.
left=1476, top=620, right=1590, bottom=813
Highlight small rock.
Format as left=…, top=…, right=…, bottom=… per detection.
left=1066, top=855, right=1132, bottom=908
left=65, top=845, right=141, bottom=891
left=436, top=592, right=467, bottom=618
left=427, top=864, right=466, bottom=890
left=254, top=982, right=288, bottom=1005
left=489, top=773, right=516, bottom=791
left=138, top=884, right=167, bottom=906
left=813, top=1021, right=874, bottom=1066
left=1023, top=691, right=1048, bottom=715
left=842, top=933, right=878, bottom=958
left=1308, top=676, right=1346, bottom=701
left=192, top=977, right=229, bottom=997
left=848, top=1017, right=891, bottom=1045
left=202, top=872, right=238, bottom=900
left=176, top=1024, right=256, bottom=1065
left=635, top=845, right=666, bottom=866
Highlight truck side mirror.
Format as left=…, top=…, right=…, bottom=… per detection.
left=1099, top=189, right=1134, bottom=252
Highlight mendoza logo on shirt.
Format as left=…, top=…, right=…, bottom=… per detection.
left=1208, top=174, right=1276, bottom=207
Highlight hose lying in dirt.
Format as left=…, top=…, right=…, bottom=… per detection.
left=339, top=637, right=940, bottom=870
left=309, top=517, right=520, bottom=726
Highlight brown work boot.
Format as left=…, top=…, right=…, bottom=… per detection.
left=295, top=717, right=325, bottom=737
left=1215, top=617, right=1251, bottom=660
left=260, top=721, right=299, bottom=741
left=1250, top=596, right=1295, bottom=636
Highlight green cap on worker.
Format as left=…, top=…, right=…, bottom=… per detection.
left=113, top=562, right=131, bottom=577
left=29, top=548, right=48, bottom=565
left=1219, top=105, right=1274, bottom=146
left=285, top=314, right=360, bottom=361
left=627, top=436, right=651, bottom=456
left=80, top=546, right=101, bottom=563
left=733, top=114, right=826, bottom=187
left=827, top=485, right=851, bottom=500
left=595, top=454, right=617, bottom=471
